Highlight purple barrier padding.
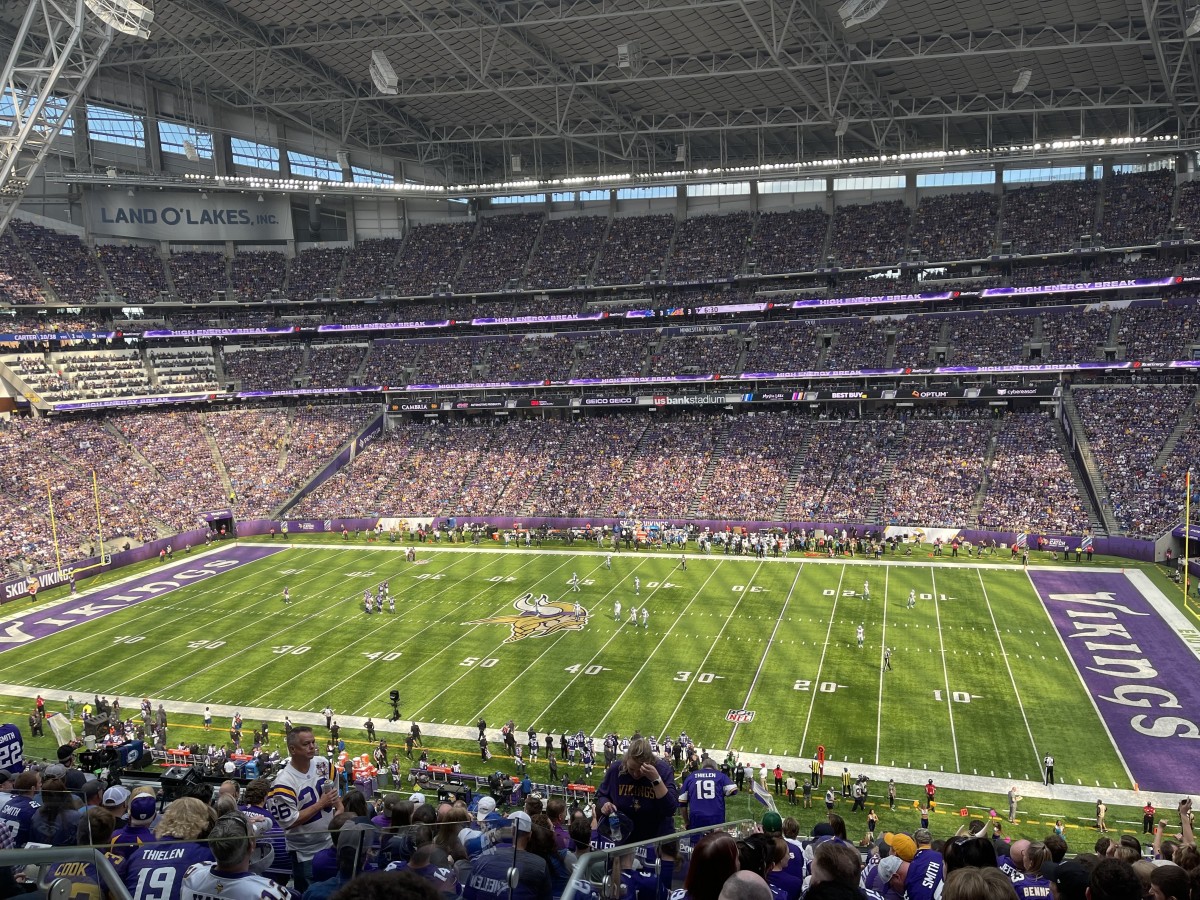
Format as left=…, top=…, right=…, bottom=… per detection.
left=1028, top=569, right=1200, bottom=792
left=0, top=545, right=285, bottom=651
left=317, top=321, right=451, bottom=332
left=792, top=292, right=954, bottom=309
left=141, top=327, right=299, bottom=338
left=981, top=277, right=1178, bottom=297
left=0, top=527, right=213, bottom=604
left=738, top=369, right=904, bottom=379
left=282, top=414, right=386, bottom=511
left=53, top=394, right=212, bottom=411
left=238, top=518, right=381, bottom=536
left=1167, top=361, right=1200, bottom=369
left=1173, top=525, right=1200, bottom=541
left=1, top=332, right=116, bottom=341
left=202, top=509, right=235, bottom=522
left=404, top=380, right=544, bottom=391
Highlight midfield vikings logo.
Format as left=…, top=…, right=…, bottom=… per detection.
left=469, top=592, right=588, bottom=643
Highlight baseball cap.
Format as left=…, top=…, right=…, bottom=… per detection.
left=762, top=812, right=783, bottom=833
left=129, top=794, right=157, bottom=826
left=884, top=832, right=917, bottom=862
left=0, top=769, right=14, bottom=786
left=42, top=764, right=67, bottom=779
left=57, top=744, right=77, bottom=763
left=878, top=856, right=904, bottom=883
left=476, top=796, right=497, bottom=818
left=508, top=810, right=533, bottom=834
left=409, top=792, right=426, bottom=806
left=1042, top=861, right=1090, bottom=900
left=103, top=786, right=131, bottom=808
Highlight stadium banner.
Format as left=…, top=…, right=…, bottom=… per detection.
left=142, top=327, right=299, bottom=339
left=52, top=393, right=213, bottom=411
left=243, top=518, right=379, bottom=536
left=1028, top=569, right=1200, bottom=792
left=1172, top=525, right=1200, bottom=541
left=87, top=190, right=291, bottom=241
left=318, top=320, right=452, bottom=332
left=981, top=276, right=1179, bottom=297
left=0, top=331, right=116, bottom=342
left=471, top=312, right=606, bottom=326
left=791, top=291, right=955, bottom=309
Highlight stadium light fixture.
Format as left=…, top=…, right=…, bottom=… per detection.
left=370, top=51, right=399, bottom=95
left=1187, top=8, right=1200, bottom=37
left=837, top=0, right=889, bottom=28
left=182, top=140, right=199, bottom=162
left=84, top=0, right=154, bottom=39
left=835, top=118, right=850, bottom=137
left=675, top=144, right=686, bottom=162
left=1012, top=68, right=1033, bottom=93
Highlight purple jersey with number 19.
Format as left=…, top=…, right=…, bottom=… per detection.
left=680, top=768, right=737, bottom=829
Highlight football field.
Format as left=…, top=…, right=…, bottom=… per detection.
left=3, top=542, right=1197, bottom=793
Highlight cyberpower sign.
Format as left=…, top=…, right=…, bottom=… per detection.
left=88, top=190, right=291, bottom=241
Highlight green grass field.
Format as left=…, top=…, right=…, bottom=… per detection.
left=0, top=544, right=1132, bottom=789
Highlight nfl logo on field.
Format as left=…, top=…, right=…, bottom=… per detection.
left=726, top=709, right=754, bottom=724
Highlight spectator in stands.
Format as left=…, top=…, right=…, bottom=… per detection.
left=597, top=736, right=678, bottom=843
left=121, top=797, right=216, bottom=900
left=267, top=726, right=342, bottom=891
left=183, top=812, right=291, bottom=900
left=461, top=810, right=550, bottom=900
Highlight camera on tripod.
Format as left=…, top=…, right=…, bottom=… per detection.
left=388, top=690, right=400, bottom=722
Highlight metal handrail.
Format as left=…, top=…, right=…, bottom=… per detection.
left=0, top=846, right=133, bottom=900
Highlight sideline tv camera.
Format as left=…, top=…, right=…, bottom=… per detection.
left=388, top=690, right=400, bottom=722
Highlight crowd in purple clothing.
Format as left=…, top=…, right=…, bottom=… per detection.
left=231, top=251, right=286, bottom=302
left=1000, top=180, right=1098, bottom=254
left=0, top=229, right=45, bottom=304
left=947, top=312, right=1033, bottom=366
left=823, top=319, right=891, bottom=370
left=648, top=334, right=743, bottom=376
left=910, top=191, right=999, bottom=260
left=1098, top=170, right=1174, bottom=246
left=456, top=214, right=542, bottom=293
left=288, top=247, right=346, bottom=300
left=524, top=215, right=607, bottom=289
left=11, top=220, right=106, bottom=304
left=393, top=222, right=473, bottom=296
left=879, top=418, right=993, bottom=527
left=305, top=344, right=368, bottom=388
left=1117, top=305, right=1200, bottom=362
left=99, top=245, right=168, bottom=303
left=827, top=199, right=910, bottom=268
left=701, top=412, right=813, bottom=520
left=795, top=419, right=888, bottom=522
left=593, top=214, right=674, bottom=285
left=750, top=208, right=828, bottom=274
left=666, top=212, right=752, bottom=281
left=742, top=322, right=823, bottom=372
left=977, top=412, right=1087, bottom=533
left=341, top=238, right=402, bottom=299
left=1074, top=385, right=1196, bottom=534
left=170, top=251, right=229, bottom=303
left=221, top=346, right=305, bottom=391
left=891, top=316, right=947, bottom=368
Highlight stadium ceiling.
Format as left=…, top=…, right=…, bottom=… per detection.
left=4, top=0, right=1200, bottom=183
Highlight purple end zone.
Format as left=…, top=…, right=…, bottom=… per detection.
left=1029, top=570, right=1200, bottom=792
left=0, top=545, right=284, bottom=653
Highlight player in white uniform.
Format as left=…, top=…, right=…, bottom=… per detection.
left=570, top=572, right=580, bottom=592
left=282, top=587, right=290, bottom=604
left=856, top=624, right=865, bottom=649
left=605, top=555, right=612, bottom=569
left=629, top=606, right=638, bottom=625
left=388, top=595, right=395, bottom=613
left=574, top=602, right=584, bottom=620
left=363, top=592, right=372, bottom=614
left=614, top=600, right=621, bottom=621
left=634, top=576, right=640, bottom=596
left=908, top=589, right=916, bottom=609
left=641, top=607, right=649, bottom=628
left=863, top=580, right=870, bottom=601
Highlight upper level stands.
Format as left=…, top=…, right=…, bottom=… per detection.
left=0, top=229, right=45, bottom=304
left=524, top=215, right=607, bottom=289
left=1074, top=384, right=1197, bottom=535
left=146, top=346, right=219, bottom=393
left=341, top=238, right=402, bottom=299
left=305, top=344, right=368, bottom=388
left=750, top=209, right=829, bottom=274
left=1174, top=179, right=1200, bottom=236
left=169, top=251, right=229, bottom=303
left=1116, top=305, right=1200, bottom=362
left=221, top=345, right=305, bottom=391
left=593, top=214, right=674, bottom=285
left=231, top=251, right=287, bottom=302
left=288, top=247, right=346, bottom=301
left=98, top=245, right=168, bottom=303
left=647, top=333, right=743, bottom=376
left=392, top=222, right=473, bottom=296
left=827, top=199, right=910, bottom=268
left=666, top=212, right=752, bottom=281
left=456, top=213, right=542, bottom=294
left=741, top=321, right=823, bottom=372
left=909, top=191, right=999, bottom=260
left=1099, top=170, right=1174, bottom=247
left=10, top=219, right=106, bottom=304
left=1000, top=179, right=1098, bottom=254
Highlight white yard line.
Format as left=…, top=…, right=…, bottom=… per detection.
left=798, top=564, right=845, bottom=757
left=931, top=566, right=960, bottom=772
left=590, top=561, right=727, bottom=735
left=659, top=561, right=764, bottom=738
left=725, top=564, right=804, bottom=750
left=1122, top=568, right=1200, bottom=663
left=977, top=569, right=1043, bottom=776
left=874, top=565, right=890, bottom=765
left=1023, top=567, right=1137, bottom=789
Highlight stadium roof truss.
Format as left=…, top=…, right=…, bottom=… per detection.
left=3, top=0, right=1200, bottom=182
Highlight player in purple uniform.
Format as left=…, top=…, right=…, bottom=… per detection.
left=120, top=798, right=215, bottom=900
left=679, top=757, right=738, bottom=831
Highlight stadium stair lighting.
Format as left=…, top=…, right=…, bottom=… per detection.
left=84, top=0, right=154, bottom=39
left=1012, top=68, right=1033, bottom=93
left=1187, top=8, right=1200, bottom=37
left=370, top=51, right=399, bottom=95
left=838, top=0, right=889, bottom=27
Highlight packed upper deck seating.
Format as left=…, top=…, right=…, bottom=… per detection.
left=0, top=228, right=46, bottom=304
left=946, top=310, right=1035, bottom=366
left=647, top=333, right=743, bottom=376
left=524, top=215, right=607, bottom=289
left=741, top=321, right=823, bottom=372
left=340, top=238, right=402, bottom=299
left=221, top=346, right=305, bottom=391
left=11, top=220, right=106, bottom=304
left=455, top=214, right=542, bottom=293
left=169, top=251, right=229, bottom=303
left=572, top=330, right=655, bottom=379
left=1097, top=170, right=1174, bottom=247
left=1037, top=306, right=1114, bottom=363
left=666, top=212, right=753, bottom=281
left=909, top=191, right=999, bottom=261
left=305, top=344, right=368, bottom=388
left=288, top=247, right=346, bottom=300
left=826, top=199, right=910, bottom=269
left=823, top=319, right=892, bottom=370
left=98, top=245, right=168, bottom=303
left=231, top=251, right=287, bottom=302
left=490, top=335, right=577, bottom=382
left=750, top=208, right=829, bottom=274
left=1000, top=180, right=1098, bottom=254
left=1116, top=304, right=1200, bottom=362
left=393, top=222, right=474, bottom=296
left=890, top=315, right=947, bottom=368
left=593, top=215, right=675, bottom=286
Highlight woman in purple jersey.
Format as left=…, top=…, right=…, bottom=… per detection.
left=120, top=798, right=216, bottom=900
